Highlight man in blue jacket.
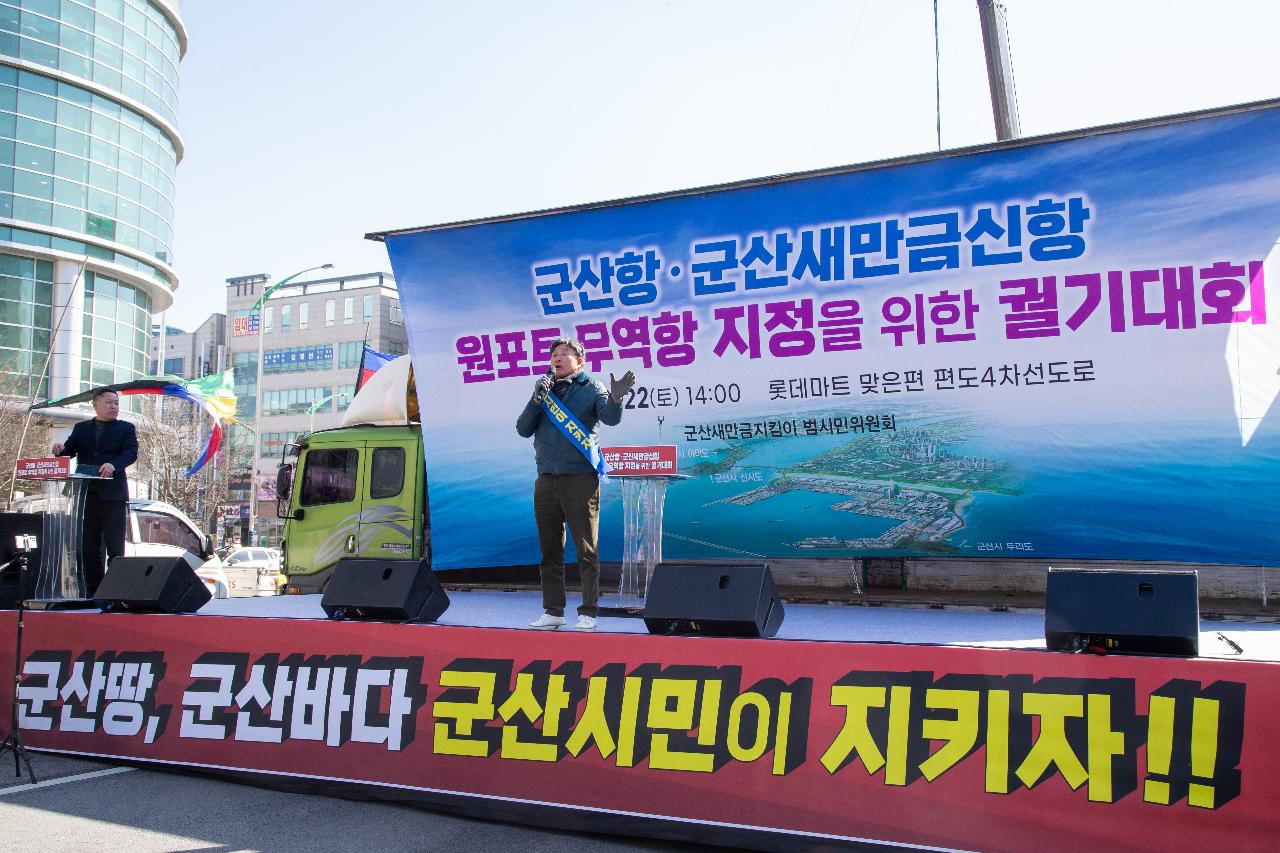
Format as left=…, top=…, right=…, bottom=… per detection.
left=516, top=338, right=635, bottom=631
left=52, top=388, right=138, bottom=595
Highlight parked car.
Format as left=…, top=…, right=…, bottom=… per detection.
left=9, top=495, right=230, bottom=600
left=127, top=499, right=230, bottom=599
left=223, top=546, right=284, bottom=596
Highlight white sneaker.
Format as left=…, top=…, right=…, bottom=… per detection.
left=528, top=613, right=565, bottom=630
left=575, top=615, right=598, bottom=631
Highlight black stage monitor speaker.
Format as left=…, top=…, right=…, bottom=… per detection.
left=321, top=558, right=450, bottom=623
left=644, top=562, right=785, bottom=638
left=95, top=553, right=212, bottom=614
left=1045, top=567, right=1199, bottom=656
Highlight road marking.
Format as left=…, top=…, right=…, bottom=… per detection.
left=0, top=765, right=134, bottom=796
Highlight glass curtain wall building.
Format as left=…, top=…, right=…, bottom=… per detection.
left=0, top=0, right=183, bottom=409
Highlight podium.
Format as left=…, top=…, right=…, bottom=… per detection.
left=600, top=446, right=685, bottom=611
left=13, top=456, right=111, bottom=608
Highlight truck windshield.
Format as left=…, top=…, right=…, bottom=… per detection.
left=300, top=448, right=359, bottom=506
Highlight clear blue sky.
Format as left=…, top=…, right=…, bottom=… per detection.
left=167, top=0, right=1280, bottom=329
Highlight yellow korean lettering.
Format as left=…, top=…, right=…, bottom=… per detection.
left=565, top=675, right=616, bottom=761
left=616, top=675, right=642, bottom=768
left=985, top=689, right=1010, bottom=793
left=920, top=688, right=980, bottom=782
left=496, top=672, right=570, bottom=762
left=1085, top=693, right=1125, bottom=802
left=433, top=669, right=497, bottom=757
left=648, top=678, right=712, bottom=772
left=1016, top=692, right=1087, bottom=790
left=820, top=685, right=887, bottom=775
left=771, top=690, right=793, bottom=777
left=727, top=692, right=770, bottom=763
left=697, top=679, right=722, bottom=747
left=884, top=685, right=911, bottom=786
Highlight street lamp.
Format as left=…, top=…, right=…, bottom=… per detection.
left=248, top=263, right=333, bottom=546
left=306, top=391, right=347, bottom=434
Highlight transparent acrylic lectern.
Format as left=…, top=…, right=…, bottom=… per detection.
left=22, top=470, right=110, bottom=607
left=610, top=473, right=687, bottom=610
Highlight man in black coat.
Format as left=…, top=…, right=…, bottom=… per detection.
left=53, top=388, right=138, bottom=595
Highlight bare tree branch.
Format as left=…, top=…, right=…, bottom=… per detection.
left=0, top=356, right=55, bottom=508
left=132, top=395, right=244, bottom=534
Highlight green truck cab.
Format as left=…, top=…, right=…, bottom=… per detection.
left=276, top=423, right=427, bottom=593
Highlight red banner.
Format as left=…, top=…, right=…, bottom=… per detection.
left=601, top=445, right=677, bottom=476
left=14, top=456, right=70, bottom=479
left=1, top=611, right=1274, bottom=850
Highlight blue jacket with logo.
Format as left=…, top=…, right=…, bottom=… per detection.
left=516, top=371, right=622, bottom=475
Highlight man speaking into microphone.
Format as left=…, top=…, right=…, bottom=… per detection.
left=516, top=337, right=635, bottom=631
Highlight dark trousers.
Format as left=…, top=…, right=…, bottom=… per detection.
left=534, top=473, right=601, bottom=617
left=81, top=492, right=127, bottom=596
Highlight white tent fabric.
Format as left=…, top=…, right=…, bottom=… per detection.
left=340, top=354, right=413, bottom=426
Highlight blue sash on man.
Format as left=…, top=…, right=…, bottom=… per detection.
left=540, top=392, right=611, bottom=481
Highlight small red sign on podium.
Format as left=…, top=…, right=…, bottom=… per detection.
left=601, top=445, right=677, bottom=476
left=14, top=456, right=71, bottom=479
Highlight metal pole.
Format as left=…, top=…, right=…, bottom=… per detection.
left=248, top=263, right=332, bottom=546
left=251, top=305, right=265, bottom=545
left=155, top=311, right=166, bottom=376
left=307, top=393, right=333, bottom=435
left=977, top=0, right=1021, bottom=140
left=9, top=256, right=89, bottom=507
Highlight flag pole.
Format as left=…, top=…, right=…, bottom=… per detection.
left=353, top=323, right=371, bottom=394
left=10, top=255, right=89, bottom=506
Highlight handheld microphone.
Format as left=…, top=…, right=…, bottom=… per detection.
left=534, top=367, right=554, bottom=403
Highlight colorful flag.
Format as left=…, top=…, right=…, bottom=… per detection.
left=355, top=344, right=395, bottom=393
left=34, top=370, right=239, bottom=476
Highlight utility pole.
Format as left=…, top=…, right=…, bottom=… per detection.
left=977, top=0, right=1021, bottom=140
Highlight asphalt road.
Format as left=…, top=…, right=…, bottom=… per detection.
left=0, top=750, right=717, bottom=853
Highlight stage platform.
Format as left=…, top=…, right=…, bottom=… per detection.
left=5, top=590, right=1279, bottom=851
left=190, top=588, right=1280, bottom=663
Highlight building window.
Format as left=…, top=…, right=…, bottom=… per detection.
left=389, top=300, right=403, bottom=325
left=343, top=297, right=354, bottom=325
left=335, top=384, right=356, bottom=411
left=299, top=302, right=309, bottom=330
left=78, top=270, right=151, bottom=399
left=263, top=386, right=332, bottom=416
left=0, top=253, right=53, bottom=398
left=325, top=299, right=335, bottom=327
left=338, top=341, right=362, bottom=369
left=264, top=306, right=274, bottom=333
left=263, top=345, right=334, bottom=374
left=363, top=294, right=374, bottom=324
left=163, top=357, right=183, bottom=375
left=0, top=69, right=179, bottom=266
left=281, top=305, right=291, bottom=332
left=262, top=431, right=305, bottom=458
left=232, top=351, right=258, bottom=418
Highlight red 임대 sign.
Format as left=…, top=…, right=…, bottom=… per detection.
left=601, top=445, right=677, bottom=476
left=14, top=456, right=71, bottom=479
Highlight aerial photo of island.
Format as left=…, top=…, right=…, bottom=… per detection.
left=694, top=414, right=1020, bottom=552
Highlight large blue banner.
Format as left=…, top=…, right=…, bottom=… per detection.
left=383, top=102, right=1280, bottom=570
